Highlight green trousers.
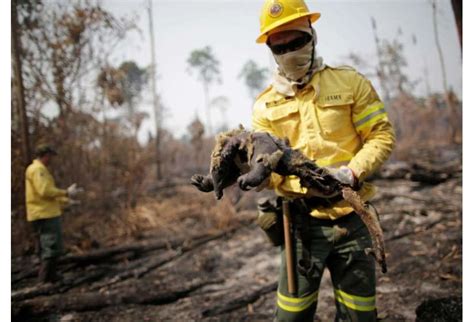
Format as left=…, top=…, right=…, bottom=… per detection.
left=31, top=216, right=64, bottom=260
left=276, top=209, right=376, bottom=322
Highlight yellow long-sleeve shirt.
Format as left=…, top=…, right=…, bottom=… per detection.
left=25, top=159, right=68, bottom=222
left=252, top=65, right=395, bottom=219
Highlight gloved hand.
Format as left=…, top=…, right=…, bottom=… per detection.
left=67, top=183, right=84, bottom=197
left=68, top=199, right=81, bottom=206
left=327, top=166, right=358, bottom=188
left=305, top=166, right=357, bottom=198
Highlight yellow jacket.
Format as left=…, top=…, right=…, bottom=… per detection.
left=25, top=159, right=68, bottom=222
left=252, top=65, right=395, bottom=219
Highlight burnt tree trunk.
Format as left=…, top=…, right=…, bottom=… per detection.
left=451, top=0, right=462, bottom=51
left=11, top=0, right=31, bottom=166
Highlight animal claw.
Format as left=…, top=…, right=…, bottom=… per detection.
left=215, top=190, right=223, bottom=200
left=190, top=174, right=214, bottom=192
left=237, top=176, right=251, bottom=191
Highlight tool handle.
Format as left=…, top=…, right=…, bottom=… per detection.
left=282, top=200, right=296, bottom=295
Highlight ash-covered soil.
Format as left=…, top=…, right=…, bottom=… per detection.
left=12, top=158, right=461, bottom=321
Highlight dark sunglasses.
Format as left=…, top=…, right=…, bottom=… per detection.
left=268, top=33, right=312, bottom=55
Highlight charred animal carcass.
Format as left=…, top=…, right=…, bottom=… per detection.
left=191, top=128, right=337, bottom=199
left=191, top=128, right=387, bottom=273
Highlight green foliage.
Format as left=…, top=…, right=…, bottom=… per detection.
left=186, top=46, right=221, bottom=86
left=186, top=46, right=222, bottom=134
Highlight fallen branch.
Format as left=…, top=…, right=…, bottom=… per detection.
left=59, top=231, right=215, bottom=265
left=12, top=268, right=38, bottom=284
left=12, top=230, right=236, bottom=301
left=13, top=278, right=223, bottom=319
left=90, top=228, right=240, bottom=291
left=12, top=266, right=111, bottom=302
left=12, top=232, right=216, bottom=287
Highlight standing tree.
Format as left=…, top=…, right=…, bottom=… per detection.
left=370, top=18, right=418, bottom=99
left=379, top=38, right=416, bottom=95
left=187, top=116, right=206, bottom=170
left=96, top=60, right=151, bottom=208
left=119, top=61, right=149, bottom=118
left=450, top=0, right=462, bottom=51
left=431, top=0, right=461, bottom=142
left=96, top=61, right=149, bottom=138
left=12, top=0, right=31, bottom=167
left=187, top=46, right=222, bottom=135
left=370, top=17, right=391, bottom=101
left=118, top=61, right=150, bottom=139
left=147, top=0, right=163, bottom=179
left=16, top=0, right=135, bottom=188
left=18, top=1, right=132, bottom=121
left=238, top=59, right=269, bottom=102
left=210, top=96, right=230, bottom=132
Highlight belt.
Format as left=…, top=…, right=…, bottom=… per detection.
left=289, top=196, right=358, bottom=227
left=289, top=194, right=344, bottom=214
left=304, top=194, right=344, bottom=208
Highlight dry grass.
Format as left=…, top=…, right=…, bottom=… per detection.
left=11, top=184, right=250, bottom=257
left=387, top=92, right=461, bottom=160
left=54, top=185, right=244, bottom=254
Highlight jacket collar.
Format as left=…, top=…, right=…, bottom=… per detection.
left=272, top=61, right=326, bottom=97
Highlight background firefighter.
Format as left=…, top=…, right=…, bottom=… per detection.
left=252, top=0, right=396, bottom=320
left=25, top=145, right=83, bottom=283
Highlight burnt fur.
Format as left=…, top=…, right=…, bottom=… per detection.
left=191, top=128, right=387, bottom=273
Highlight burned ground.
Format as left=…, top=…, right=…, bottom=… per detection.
left=11, top=148, right=461, bottom=321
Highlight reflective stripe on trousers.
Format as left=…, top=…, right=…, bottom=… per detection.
left=277, top=290, right=318, bottom=312
left=334, top=289, right=376, bottom=312
left=275, top=211, right=377, bottom=322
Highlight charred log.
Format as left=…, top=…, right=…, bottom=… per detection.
left=13, top=278, right=222, bottom=319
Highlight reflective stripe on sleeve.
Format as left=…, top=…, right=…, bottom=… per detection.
left=277, top=290, right=318, bottom=312
left=334, top=289, right=376, bottom=312
left=353, top=102, right=387, bottom=131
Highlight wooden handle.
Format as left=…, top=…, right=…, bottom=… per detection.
left=282, top=200, right=296, bottom=295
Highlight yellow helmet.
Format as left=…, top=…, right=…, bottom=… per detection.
left=256, top=0, right=320, bottom=44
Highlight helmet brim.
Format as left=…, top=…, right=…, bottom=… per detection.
left=256, top=12, right=320, bottom=44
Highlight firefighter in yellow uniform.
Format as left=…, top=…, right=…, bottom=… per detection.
left=25, top=145, right=82, bottom=283
left=253, top=0, right=395, bottom=321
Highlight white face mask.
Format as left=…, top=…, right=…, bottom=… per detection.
left=273, top=39, right=314, bottom=82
